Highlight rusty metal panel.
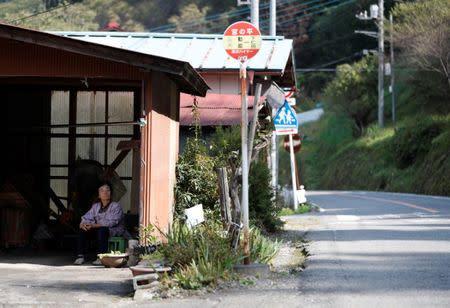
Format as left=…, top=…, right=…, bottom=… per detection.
left=0, top=38, right=144, bottom=79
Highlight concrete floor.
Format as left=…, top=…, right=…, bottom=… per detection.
left=0, top=250, right=135, bottom=306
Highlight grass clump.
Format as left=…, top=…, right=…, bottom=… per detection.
left=154, top=220, right=280, bottom=290
left=279, top=203, right=311, bottom=216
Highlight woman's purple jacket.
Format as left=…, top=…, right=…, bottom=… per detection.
left=80, top=201, right=125, bottom=236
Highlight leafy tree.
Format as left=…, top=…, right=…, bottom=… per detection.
left=323, top=55, right=377, bottom=135
left=392, top=0, right=450, bottom=90
left=168, top=3, right=210, bottom=33
left=1, top=0, right=144, bottom=31
left=298, top=0, right=398, bottom=68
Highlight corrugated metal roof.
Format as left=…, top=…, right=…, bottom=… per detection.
left=0, top=23, right=208, bottom=96
left=52, top=32, right=293, bottom=73
left=180, top=93, right=258, bottom=126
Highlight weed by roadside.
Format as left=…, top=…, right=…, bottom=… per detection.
left=279, top=203, right=311, bottom=216
left=150, top=220, right=280, bottom=290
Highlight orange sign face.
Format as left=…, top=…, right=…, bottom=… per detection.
left=223, top=21, right=261, bottom=63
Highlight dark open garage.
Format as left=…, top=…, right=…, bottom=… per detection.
left=0, top=23, right=208, bottom=255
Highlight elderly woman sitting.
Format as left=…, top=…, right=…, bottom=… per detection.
left=74, top=180, right=125, bottom=265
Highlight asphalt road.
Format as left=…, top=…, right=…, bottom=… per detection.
left=296, top=191, right=450, bottom=307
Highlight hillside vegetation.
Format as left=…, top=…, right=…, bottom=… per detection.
left=298, top=0, right=450, bottom=196
left=1, top=0, right=448, bottom=196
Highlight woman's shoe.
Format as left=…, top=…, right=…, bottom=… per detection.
left=92, top=258, right=102, bottom=266
left=73, top=255, right=85, bottom=265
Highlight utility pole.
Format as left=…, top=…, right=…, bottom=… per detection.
left=377, top=0, right=384, bottom=128
left=356, top=1, right=385, bottom=127
left=251, top=0, right=259, bottom=29
left=390, top=13, right=395, bottom=125
left=269, top=0, right=276, bottom=36
left=269, top=0, right=278, bottom=193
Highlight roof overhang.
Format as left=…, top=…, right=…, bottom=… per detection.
left=0, top=23, right=209, bottom=96
left=49, top=31, right=296, bottom=89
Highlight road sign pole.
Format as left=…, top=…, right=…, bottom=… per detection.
left=289, top=134, right=298, bottom=210
left=223, top=21, right=261, bottom=266
left=240, top=63, right=250, bottom=265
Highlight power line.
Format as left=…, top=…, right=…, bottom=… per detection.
left=151, top=0, right=333, bottom=32
left=262, top=0, right=355, bottom=29
left=181, top=0, right=337, bottom=34
left=206, top=0, right=350, bottom=34
left=7, top=0, right=80, bottom=24
left=300, top=33, right=354, bottom=52
left=315, top=51, right=363, bottom=68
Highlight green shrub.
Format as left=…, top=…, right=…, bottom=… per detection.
left=249, top=160, right=284, bottom=232
left=175, top=137, right=218, bottom=216
left=390, top=116, right=444, bottom=169
left=209, top=126, right=241, bottom=168
left=414, top=128, right=450, bottom=195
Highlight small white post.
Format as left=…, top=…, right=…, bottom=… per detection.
left=288, top=134, right=298, bottom=210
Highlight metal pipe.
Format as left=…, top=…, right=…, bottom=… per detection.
left=240, top=63, right=250, bottom=265
left=47, top=120, right=144, bottom=128
left=251, top=0, right=259, bottom=29
left=269, top=0, right=276, bottom=36
left=289, top=134, right=298, bottom=210
left=248, top=83, right=262, bottom=165
left=378, top=0, right=384, bottom=127
left=390, top=13, right=395, bottom=126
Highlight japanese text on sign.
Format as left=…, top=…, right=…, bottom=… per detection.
left=223, top=21, right=261, bottom=62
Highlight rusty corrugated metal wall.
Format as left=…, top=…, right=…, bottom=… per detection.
left=140, top=72, right=179, bottom=234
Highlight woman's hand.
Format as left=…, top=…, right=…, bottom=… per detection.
left=80, top=223, right=102, bottom=230
left=79, top=223, right=91, bottom=231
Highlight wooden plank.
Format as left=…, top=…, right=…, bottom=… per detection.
left=117, top=139, right=141, bottom=151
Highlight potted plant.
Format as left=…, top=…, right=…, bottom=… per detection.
left=129, top=250, right=172, bottom=276
left=98, top=251, right=129, bottom=268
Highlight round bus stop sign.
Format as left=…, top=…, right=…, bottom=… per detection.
left=223, top=21, right=261, bottom=63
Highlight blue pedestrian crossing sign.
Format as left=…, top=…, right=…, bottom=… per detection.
left=273, top=100, right=298, bottom=135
